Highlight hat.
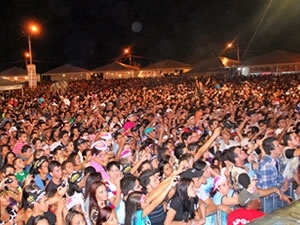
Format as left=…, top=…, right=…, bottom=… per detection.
left=100, top=132, right=112, bottom=140
left=66, top=192, right=84, bottom=210
left=76, top=138, right=88, bottom=145
left=213, top=175, right=227, bottom=191
left=91, top=140, right=108, bottom=151
left=144, top=127, right=155, bottom=135
left=238, top=189, right=260, bottom=206
left=26, top=188, right=46, bottom=206
left=50, top=142, right=62, bottom=152
left=180, top=168, right=204, bottom=179
left=33, top=156, right=48, bottom=170
left=9, top=126, right=17, bottom=134
left=120, top=149, right=132, bottom=159
left=68, top=171, right=84, bottom=184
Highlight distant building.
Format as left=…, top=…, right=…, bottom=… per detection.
left=241, top=50, right=300, bottom=76
left=92, top=62, right=139, bottom=79
left=0, top=66, right=40, bottom=83
left=42, top=64, right=90, bottom=81
left=138, top=59, right=192, bottom=78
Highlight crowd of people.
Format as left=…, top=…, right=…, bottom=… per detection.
left=0, top=73, right=299, bottom=225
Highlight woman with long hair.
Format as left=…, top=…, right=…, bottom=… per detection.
left=65, top=209, right=87, bottom=225
left=164, top=177, right=205, bottom=225
left=124, top=175, right=174, bottom=225
left=95, top=206, right=118, bottom=225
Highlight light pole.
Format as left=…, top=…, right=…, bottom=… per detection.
left=26, top=23, right=39, bottom=89
left=27, top=24, right=39, bottom=64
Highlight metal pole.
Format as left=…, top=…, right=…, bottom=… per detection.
left=237, top=39, right=240, bottom=61
left=28, top=35, right=32, bottom=64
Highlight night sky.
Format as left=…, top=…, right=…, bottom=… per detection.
left=1, top=0, right=300, bottom=72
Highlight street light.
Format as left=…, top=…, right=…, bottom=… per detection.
left=26, top=22, right=40, bottom=89
left=124, top=48, right=132, bottom=65
left=226, top=39, right=240, bottom=61
left=27, top=23, right=40, bottom=65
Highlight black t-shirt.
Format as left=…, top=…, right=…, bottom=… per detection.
left=45, top=180, right=60, bottom=194
left=26, top=211, right=56, bottom=225
left=169, top=195, right=198, bottom=222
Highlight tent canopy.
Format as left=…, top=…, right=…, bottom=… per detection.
left=0, top=78, right=23, bottom=91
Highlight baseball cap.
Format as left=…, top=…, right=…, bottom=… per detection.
left=26, top=188, right=46, bottom=206
left=144, top=127, right=155, bottom=135
left=213, top=175, right=227, bottom=191
left=238, top=189, right=260, bottom=206
left=68, top=171, right=84, bottom=184
left=180, top=168, right=204, bottom=179
left=9, top=126, right=18, bottom=134
left=33, top=156, right=48, bottom=170
left=76, top=138, right=88, bottom=145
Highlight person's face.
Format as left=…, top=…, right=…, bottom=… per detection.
left=217, top=180, right=230, bottom=195
left=0, top=193, right=10, bottom=207
left=103, top=210, right=118, bottom=225
left=150, top=158, right=159, bottom=169
left=290, top=133, right=300, bottom=148
left=7, top=176, right=18, bottom=189
left=1, top=146, right=9, bottom=157
left=20, top=133, right=27, bottom=142
left=64, top=162, right=74, bottom=176
left=24, top=148, right=33, bottom=158
left=15, top=158, right=25, bottom=169
left=75, top=154, right=81, bottom=165
left=163, top=163, right=173, bottom=178
left=149, top=174, right=160, bottom=189
left=133, top=180, right=142, bottom=191
left=96, top=184, right=108, bottom=202
left=71, top=214, right=86, bottom=225
left=62, top=133, right=70, bottom=143
left=192, top=176, right=202, bottom=188
left=51, top=166, right=62, bottom=179
left=187, top=181, right=197, bottom=198
left=37, top=196, right=49, bottom=213
left=4, top=167, right=15, bottom=177
left=36, top=219, right=50, bottom=225
left=234, top=147, right=248, bottom=161
left=108, top=165, right=121, bottom=180
left=272, top=140, right=284, bottom=157
left=39, top=161, right=49, bottom=175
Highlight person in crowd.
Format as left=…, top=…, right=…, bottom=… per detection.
left=255, top=136, right=291, bottom=213
left=227, top=189, right=265, bottom=225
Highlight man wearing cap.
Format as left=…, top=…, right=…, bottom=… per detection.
left=227, top=190, right=265, bottom=225
left=143, top=127, right=157, bottom=144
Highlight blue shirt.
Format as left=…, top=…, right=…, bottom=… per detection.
left=255, top=155, right=284, bottom=189
left=132, top=210, right=151, bottom=225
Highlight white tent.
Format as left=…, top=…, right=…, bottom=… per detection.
left=0, top=78, right=23, bottom=91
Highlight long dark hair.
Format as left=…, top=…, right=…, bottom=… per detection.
left=88, top=181, right=106, bottom=216
left=96, top=206, right=113, bottom=225
left=125, top=191, right=144, bottom=225
left=84, top=172, right=102, bottom=199
left=174, top=178, right=196, bottom=222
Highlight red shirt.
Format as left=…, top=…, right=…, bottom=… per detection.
left=227, top=208, right=265, bottom=225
